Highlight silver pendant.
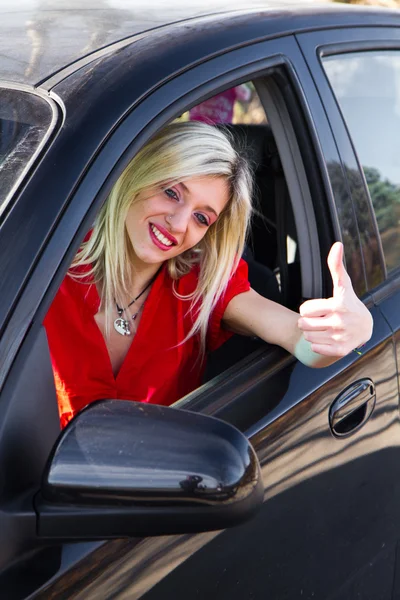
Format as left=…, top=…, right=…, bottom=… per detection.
left=114, top=317, right=131, bottom=336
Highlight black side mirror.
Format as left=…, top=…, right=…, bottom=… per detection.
left=35, top=400, right=263, bottom=539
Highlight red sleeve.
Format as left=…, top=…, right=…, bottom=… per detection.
left=207, top=258, right=250, bottom=352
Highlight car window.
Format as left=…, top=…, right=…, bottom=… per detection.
left=322, top=51, right=400, bottom=274
left=0, top=87, right=55, bottom=219
left=43, top=79, right=303, bottom=425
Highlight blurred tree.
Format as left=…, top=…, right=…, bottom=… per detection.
left=364, top=166, right=400, bottom=233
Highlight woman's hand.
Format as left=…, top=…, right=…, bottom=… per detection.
left=222, top=242, right=373, bottom=368
left=297, top=242, right=373, bottom=358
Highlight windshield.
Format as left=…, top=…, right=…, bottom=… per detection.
left=0, top=87, right=56, bottom=218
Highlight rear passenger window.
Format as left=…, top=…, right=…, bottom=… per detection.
left=323, top=51, right=400, bottom=273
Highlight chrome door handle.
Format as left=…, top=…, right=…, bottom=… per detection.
left=329, top=379, right=376, bottom=438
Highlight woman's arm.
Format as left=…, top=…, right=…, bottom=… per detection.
left=222, top=242, right=373, bottom=368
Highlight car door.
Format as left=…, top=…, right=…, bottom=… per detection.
left=0, top=30, right=398, bottom=600
left=132, top=43, right=400, bottom=600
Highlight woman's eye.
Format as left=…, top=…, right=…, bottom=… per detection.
left=195, top=213, right=209, bottom=226
left=164, top=188, right=178, bottom=200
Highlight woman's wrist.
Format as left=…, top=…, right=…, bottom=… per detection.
left=294, top=334, right=366, bottom=368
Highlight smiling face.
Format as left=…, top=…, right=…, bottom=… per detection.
left=124, top=176, right=230, bottom=271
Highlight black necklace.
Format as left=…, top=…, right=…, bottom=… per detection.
left=114, top=273, right=158, bottom=336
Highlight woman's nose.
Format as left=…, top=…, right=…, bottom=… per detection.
left=166, top=207, right=190, bottom=232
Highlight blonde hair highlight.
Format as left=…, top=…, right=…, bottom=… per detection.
left=71, top=121, right=253, bottom=354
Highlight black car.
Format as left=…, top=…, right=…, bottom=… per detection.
left=1, top=1, right=400, bottom=598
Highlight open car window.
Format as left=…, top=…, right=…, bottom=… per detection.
left=43, top=79, right=305, bottom=412
left=41, top=73, right=316, bottom=427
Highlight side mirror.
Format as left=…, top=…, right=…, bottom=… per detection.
left=35, top=400, right=263, bottom=539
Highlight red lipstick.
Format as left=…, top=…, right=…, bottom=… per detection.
left=149, top=223, right=178, bottom=251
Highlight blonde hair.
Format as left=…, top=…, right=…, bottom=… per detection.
left=71, top=121, right=253, bottom=353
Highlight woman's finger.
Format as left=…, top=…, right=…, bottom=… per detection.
left=302, top=331, right=343, bottom=345
left=298, top=314, right=346, bottom=332
left=299, top=297, right=338, bottom=318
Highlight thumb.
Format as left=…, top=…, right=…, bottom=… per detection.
left=327, top=242, right=351, bottom=296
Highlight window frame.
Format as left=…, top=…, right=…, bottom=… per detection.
left=255, top=76, right=322, bottom=301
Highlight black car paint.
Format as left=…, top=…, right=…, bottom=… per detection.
left=0, top=3, right=399, bottom=599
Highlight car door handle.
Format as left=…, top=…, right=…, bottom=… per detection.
left=329, top=379, right=376, bottom=438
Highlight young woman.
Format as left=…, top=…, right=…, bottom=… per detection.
left=44, top=121, right=373, bottom=428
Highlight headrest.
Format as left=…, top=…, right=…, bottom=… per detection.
left=216, top=124, right=277, bottom=171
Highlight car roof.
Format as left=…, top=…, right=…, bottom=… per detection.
left=1, top=0, right=400, bottom=87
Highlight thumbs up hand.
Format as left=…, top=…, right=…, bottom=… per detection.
left=297, top=242, right=373, bottom=357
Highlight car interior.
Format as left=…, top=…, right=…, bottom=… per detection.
left=188, top=82, right=303, bottom=379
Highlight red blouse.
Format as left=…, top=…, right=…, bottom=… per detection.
left=44, top=260, right=250, bottom=428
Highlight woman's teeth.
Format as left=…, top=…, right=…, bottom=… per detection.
left=151, top=224, right=173, bottom=246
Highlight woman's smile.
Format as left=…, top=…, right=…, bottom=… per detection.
left=149, top=223, right=178, bottom=250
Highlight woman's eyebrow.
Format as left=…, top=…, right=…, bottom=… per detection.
left=179, top=182, right=219, bottom=217
left=179, top=182, right=190, bottom=195
left=203, top=205, right=219, bottom=217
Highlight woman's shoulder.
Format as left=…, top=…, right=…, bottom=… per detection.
left=47, top=267, right=99, bottom=318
